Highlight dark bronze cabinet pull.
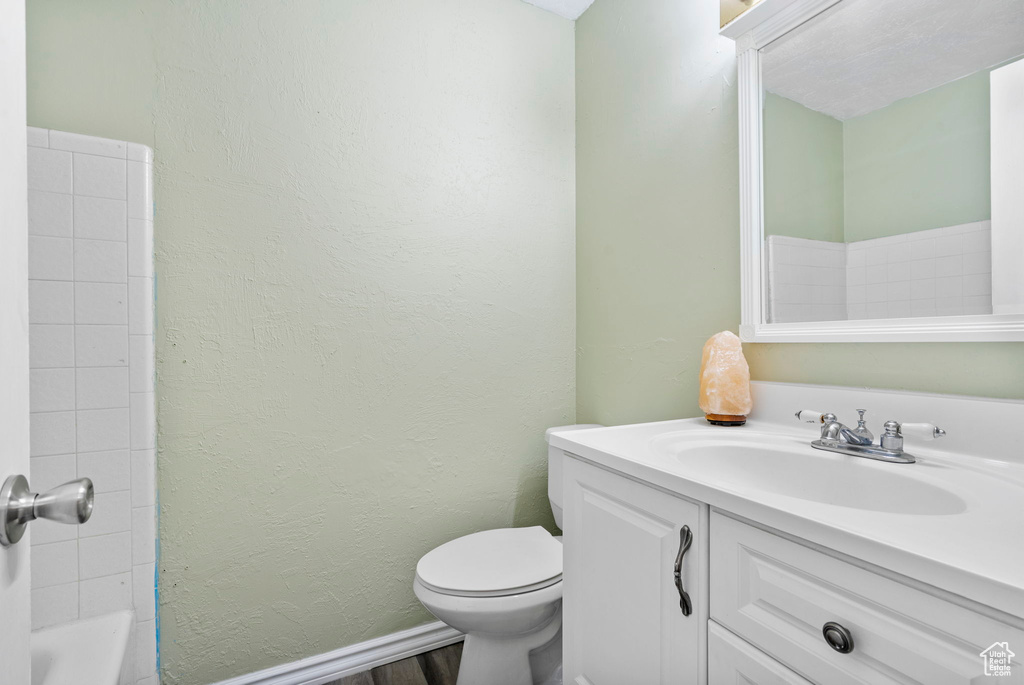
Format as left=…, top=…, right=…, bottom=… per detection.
left=822, top=622, right=854, bottom=654
left=673, top=525, right=693, bottom=616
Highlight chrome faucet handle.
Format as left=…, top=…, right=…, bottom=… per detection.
left=880, top=420, right=946, bottom=453
left=880, top=420, right=903, bottom=451
left=818, top=413, right=844, bottom=442
left=898, top=422, right=946, bottom=440
left=850, top=409, right=874, bottom=443
left=0, top=475, right=94, bottom=547
left=795, top=410, right=839, bottom=441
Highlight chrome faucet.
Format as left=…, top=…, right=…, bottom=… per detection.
left=795, top=410, right=945, bottom=464
left=817, top=412, right=873, bottom=446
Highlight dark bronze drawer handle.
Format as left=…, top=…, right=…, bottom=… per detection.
left=673, top=525, right=693, bottom=617
left=822, top=622, right=854, bottom=654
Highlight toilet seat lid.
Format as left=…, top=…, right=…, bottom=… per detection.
left=416, top=526, right=562, bottom=595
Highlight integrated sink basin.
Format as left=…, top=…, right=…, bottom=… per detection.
left=652, top=433, right=967, bottom=515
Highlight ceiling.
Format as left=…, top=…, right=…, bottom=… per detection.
left=521, top=0, right=596, bottom=20
left=762, top=0, right=1024, bottom=120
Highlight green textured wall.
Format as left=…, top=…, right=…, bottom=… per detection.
left=843, top=71, right=991, bottom=241
left=27, top=1, right=575, bottom=683
left=576, top=0, right=1024, bottom=429
left=576, top=0, right=742, bottom=425
left=763, top=93, right=845, bottom=241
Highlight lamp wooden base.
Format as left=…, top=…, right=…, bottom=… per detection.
left=704, top=413, right=746, bottom=426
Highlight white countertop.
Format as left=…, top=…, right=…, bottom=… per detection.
left=550, top=415, right=1024, bottom=621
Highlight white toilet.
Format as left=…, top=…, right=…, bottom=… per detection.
left=413, top=425, right=601, bottom=685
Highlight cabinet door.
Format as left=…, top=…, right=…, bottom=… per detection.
left=563, top=456, right=705, bottom=685
left=709, top=621, right=814, bottom=685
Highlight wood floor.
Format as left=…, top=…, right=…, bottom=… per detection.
left=328, top=641, right=463, bottom=685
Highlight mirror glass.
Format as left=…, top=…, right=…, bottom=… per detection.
left=760, top=0, right=1024, bottom=324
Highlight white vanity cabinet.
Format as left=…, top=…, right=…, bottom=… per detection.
left=561, top=453, right=1024, bottom=685
left=562, top=456, right=707, bottom=684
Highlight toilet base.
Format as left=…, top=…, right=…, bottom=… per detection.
left=412, top=563, right=564, bottom=685
left=528, top=626, right=563, bottom=685
left=456, top=612, right=562, bottom=685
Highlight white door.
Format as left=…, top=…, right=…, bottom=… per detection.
left=562, top=457, right=707, bottom=684
left=0, top=0, right=32, bottom=682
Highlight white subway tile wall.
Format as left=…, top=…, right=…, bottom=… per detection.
left=29, top=190, right=74, bottom=237
left=27, top=127, right=156, bottom=685
left=766, top=222, right=992, bottom=323
left=846, top=222, right=992, bottom=320
left=766, top=236, right=847, bottom=323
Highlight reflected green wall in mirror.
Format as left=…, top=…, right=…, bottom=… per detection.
left=843, top=70, right=991, bottom=241
left=763, top=93, right=845, bottom=242
left=764, top=70, right=992, bottom=243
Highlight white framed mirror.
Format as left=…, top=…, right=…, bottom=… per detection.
left=722, top=0, right=1024, bottom=342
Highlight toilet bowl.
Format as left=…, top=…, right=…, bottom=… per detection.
left=413, top=424, right=602, bottom=685
left=413, top=532, right=563, bottom=685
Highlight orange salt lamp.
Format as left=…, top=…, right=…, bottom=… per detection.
left=698, top=331, right=752, bottom=426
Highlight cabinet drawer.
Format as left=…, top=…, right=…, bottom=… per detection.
left=709, top=620, right=814, bottom=685
left=711, top=512, right=1024, bottom=685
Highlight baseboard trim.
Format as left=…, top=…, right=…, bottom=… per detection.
left=209, top=621, right=464, bottom=685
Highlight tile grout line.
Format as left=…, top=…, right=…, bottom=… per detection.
left=126, top=152, right=137, bottom=683
left=30, top=278, right=132, bottom=285
left=30, top=365, right=131, bottom=372
left=70, top=142, right=81, bottom=621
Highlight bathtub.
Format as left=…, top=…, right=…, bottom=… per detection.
left=31, top=610, right=134, bottom=685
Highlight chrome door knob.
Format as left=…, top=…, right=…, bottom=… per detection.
left=0, top=475, right=94, bottom=546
